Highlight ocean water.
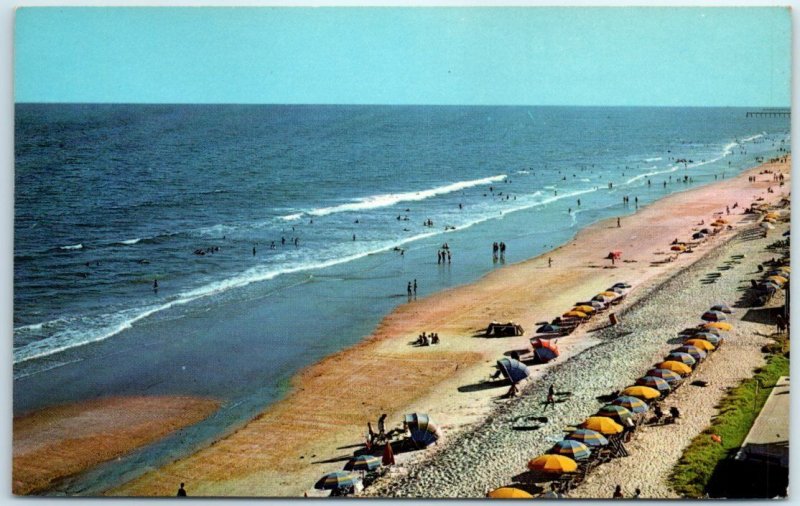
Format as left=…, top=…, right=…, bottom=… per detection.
left=14, top=104, right=790, bottom=491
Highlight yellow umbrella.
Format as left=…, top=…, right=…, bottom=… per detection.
left=563, top=310, right=588, bottom=319
left=573, top=305, right=596, bottom=314
left=527, top=454, right=578, bottom=474
left=777, top=266, right=791, bottom=274
left=487, top=487, right=534, bottom=499
left=684, top=339, right=715, bottom=351
left=764, top=212, right=780, bottom=219
left=670, top=245, right=686, bottom=252
left=599, top=291, right=620, bottom=298
left=703, top=322, right=733, bottom=331
left=579, top=416, right=624, bottom=435
left=657, top=360, right=692, bottom=376
left=767, top=275, right=788, bottom=285
left=621, top=385, right=661, bottom=400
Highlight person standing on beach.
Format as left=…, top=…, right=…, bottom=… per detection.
left=613, top=485, right=623, bottom=499
left=176, top=483, right=187, bottom=497
left=545, top=384, right=556, bottom=408
left=617, top=217, right=621, bottom=228
left=548, top=257, right=552, bottom=268
left=413, top=279, right=417, bottom=297
left=407, top=282, right=412, bottom=298
left=447, top=250, right=451, bottom=264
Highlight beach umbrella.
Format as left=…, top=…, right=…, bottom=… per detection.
left=699, top=326, right=723, bottom=336
left=621, top=385, right=661, bottom=400
left=579, top=416, right=624, bottom=435
left=315, top=471, right=357, bottom=491
left=701, top=310, right=728, bottom=322
left=700, top=228, right=711, bottom=234
left=608, top=286, right=626, bottom=294
left=610, top=396, right=649, bottom=414
left=528, top=454, right=578, bottom=474
left=404, top=413, right=443, bottom=448
left=487, top=487, right=534, bottom=499
left=531, top=339, right=560, bottom=363
left=548, top=439, right=591, bottom=460
left=573, top=305, right=596, bottom=314
left=635, top=376, right=671, bottom=393
left=612, top=282, right=632, bottom=289
left=670, top=245, right=686, bottom=252
left=562, top=310, right=588, bottom=319
left=703, top=322, right=733, bottom=331
left=763, top=217, right=776, bottom=224
left=691, top=332, right=722, bottom=346
left=777, top=266, right=791, bottom=273
left=645, top=368, right=683, bottom=384
left=677, top=345, right=707, bottom=362
left=596, top=404, right=635, bottom=425
left=666, top=352, right=697, bottom=367
left=760, top=222, right=775, bottom=230
left=767, top=275, right=788, bottom=286
left=715, top=218, right=729, bottom=224
left=496, top=357, right=531, bottom=384
left=710, top=303, right=734, bottom=314
left=767, top=270, right=790, bottom=280
left=759, top=281, right=780, bottom=293
left=692, top=232, right=706, bottom=240
left=565, top=429, right=609, bottom=447
left=599, top=291, right=621, bottom=298
left=345, top=455, right=381, bottom=472
left=657, top=361, right=692, bottom=376
left=537, top=323, right=561, bottom=334
left=684, top=339, right=715, bottom=352
left=592, top=293, right=615, bottom=303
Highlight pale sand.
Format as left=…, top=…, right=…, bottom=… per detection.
left=85, top=158, right=789, bottom=497
left=13, top=396, right=220, bottom=495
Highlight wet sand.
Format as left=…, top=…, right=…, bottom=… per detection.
left=30, top=159, right=788, bottom=497
left=13, top=396, right=220, bottom=495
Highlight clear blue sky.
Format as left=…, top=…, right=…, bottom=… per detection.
left=14, top=7, right=791, bottom=106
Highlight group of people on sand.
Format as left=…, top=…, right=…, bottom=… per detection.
left=415, top=331, right=440, bottom=346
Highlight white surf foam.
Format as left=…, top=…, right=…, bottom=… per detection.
left=59, top=244, right=83, bottom=250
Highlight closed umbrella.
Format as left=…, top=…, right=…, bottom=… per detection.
left=579, top=416, right=624, bottom=435
left=657, top=361, right=692, bottom=376
left=701, top=310, right=728, bottom=322
left=677, top=345, right=707, bottom=361
left=549, top=439, right=591, bottom=460
left=496, top=357, right=531, bottom=384
left=621, top=385, right=661, bottom=400
left=565, top=429, right=609, bottom=447
left=611, top=395, right=648, bottom=414
left=684, top=338, right=715, bottom=352
left=666, top=352, right=697, bottom=366
left=645, top=368, right=683, bottom=384
left=527, top=454, right=578, bottom=474
left=487, top=487, right=534, bottom=499
left=636, top=376, right=671, bottom=393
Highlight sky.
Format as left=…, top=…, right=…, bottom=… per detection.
left=14, top=7, right=791, bottom=106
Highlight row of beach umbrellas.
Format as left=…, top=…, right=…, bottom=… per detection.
left=489, top=302, right=737, bottom=498
left=536, top=282, right=630, bottom=335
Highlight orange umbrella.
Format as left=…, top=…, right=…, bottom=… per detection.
left=579, top=416, right=624, bottom=435
left=563, top=310, right=588, bottom=319
left=703, top=322, right=733, bottom=331
left=670, top=245, right=686, bottom=252
left=527, top=454, right=577, bottom=474
left=573, top=305, right=596, bottom=314
left=684, top=339, right=715, bottom=351
left=487, top=487, right=534, bottom=499
left=621, top=385, right=661, bottom=400
left=657, top=360, right=692, bottom=376
left=599, top=291, right=620, bottom=298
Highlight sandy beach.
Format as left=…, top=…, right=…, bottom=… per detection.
left=105, top=157, right=788, bottom=497
left=15, top=158, right=788, bottom=497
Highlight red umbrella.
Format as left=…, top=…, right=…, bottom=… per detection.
left=382, top=442, right=395, bottom=466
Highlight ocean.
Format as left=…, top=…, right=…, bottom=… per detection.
left=13, top=104, right=789, bottom=491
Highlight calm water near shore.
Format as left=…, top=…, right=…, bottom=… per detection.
left=13, top=105, right=789, bottom=492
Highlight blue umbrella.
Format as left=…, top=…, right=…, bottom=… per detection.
left=315, top=471, right=357, bottom=491
left=497, top=357, right=530, bottom=384
left=549, top=439, right=591, bottom=460
left=537, top=323, right=561, bottom=334
left=710, top=303, right=734, bottom=314
left=636, top=376, right=671, bottom=392
left=533, top=346, right=559, bottom=363
left=611, top=396, right=648, bottom=414
left=345, top=455, right=381, bottom=472
left=565, top=429, right=608, bottom=447
left=404, top=413, right=442, bottom=448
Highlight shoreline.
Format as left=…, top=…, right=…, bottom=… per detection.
left=104, top=157, right=790, bottom=497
